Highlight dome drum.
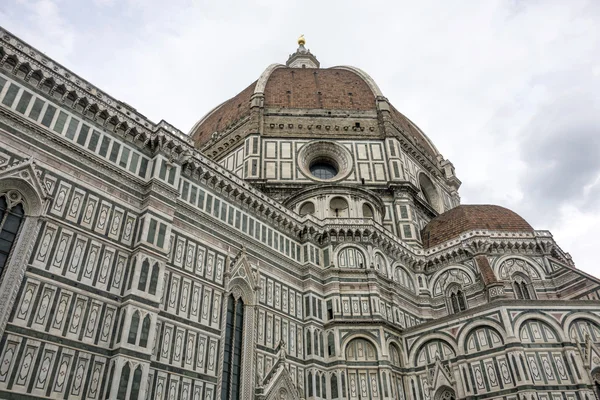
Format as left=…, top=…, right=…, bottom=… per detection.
left=285, top=185, right=385, bottom=223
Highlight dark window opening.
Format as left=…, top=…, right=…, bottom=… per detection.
left=0, top=196, right=25, bottom=280
left=310, top=161, right=338, bottom=180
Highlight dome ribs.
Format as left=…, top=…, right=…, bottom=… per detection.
left=263, top=68, right=376, bottom=110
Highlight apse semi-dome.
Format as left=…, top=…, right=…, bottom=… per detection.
left=189, top=64, right=439, bottom=159
left=421, top=205, right=534, bottom=248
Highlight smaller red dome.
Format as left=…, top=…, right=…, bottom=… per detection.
left=421, top=205, right=534, bottom=248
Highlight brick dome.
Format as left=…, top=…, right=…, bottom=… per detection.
left=188, top=64, right=439, bottom=159
left=421, top=205, right=534, bottom=248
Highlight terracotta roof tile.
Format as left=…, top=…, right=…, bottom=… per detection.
left=421, top=205, right=534, bottom=249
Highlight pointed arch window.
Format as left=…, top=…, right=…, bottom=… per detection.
left=139, top=315, right=151, bottom=348
left=130, top=366, right=142, bottom=400
left=148, top=263, right=159, bottom=295
left=0, top=195, right=25, bottom=281
left=138, top=260, right=150, bottom=291
left=116, top=362, right=130, bottom=400
left=128, top=311, right=140, bottom=344
left=221, top=295, right=244, bottom=400
left=512, top=274, right=533, bottom=300
left=331, top=373, right=339, bottom=399
left=447, top=285, right=467, bottom=314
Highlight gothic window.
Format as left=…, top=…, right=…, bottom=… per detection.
left=374, top=252, right=387, bottom=275
left=0, top=195, right=25, bottom=281
left=116, top=362, right=130, bottom=400
left=307, top=372, right=313, bottom=397
left=328, top=332, right=335, bottom=357
left=394, top=266, right=416, bottom=292
left=390, top=344, right=401, bottom=367
left=148, top=263, right=159, bottom=295
left=299, top=201, right=315, bottom=217
left=315, top=372, right=321, bottom=396
left=341, top=373, right=346, bottom=397
left=306, top=331, right=312, bottom=356
left=419, top=173, right=440, bottom=212
left=130, top=366, right=142, bottom=400
left=362, top=203, right=374, bottom=218
left=329, top=197, right=349, bottom=218
left=314, top=330, right=319, bottom=356
left=447, top=285, right=467, bottom=314
left=331, top=374, right=339, bottom=399
left=138, top=260, right=150, bottom=291
left=512, top=273, right=533, bottom=300
left=321, top=374, right=326, bottom=398
left=221, top=295, right=244, bottom=400
left=319, top=332, right=325, bottom=357
left=128, top=311, right=140, bottom=345
left=139, top=315, right=151, bottom=348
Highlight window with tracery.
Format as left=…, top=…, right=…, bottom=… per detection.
left=221, top=295, right=244, bottom=400
left=0, top=194, right=26, bottom=281
left=512, top=274, right=533, bottom=300
left=446, top=285, right=467, bottom=314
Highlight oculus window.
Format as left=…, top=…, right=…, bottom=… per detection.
left=310, top=161, right=338, bottom=180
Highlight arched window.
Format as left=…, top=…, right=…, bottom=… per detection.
left=328, top=332, right=335, bottom=357
left=390, top=344, right=401, bottom=367
left=362, top=203, right=374, bottom=218
left=419, top=173, right=440, bottom=211
left=321, top=374, right=326, bottom=398
left=315, top=372, right=321, bottom=396
left=299, top=202, right=315, bottom=217
left=307, top=372, right=313, bottom=397
left=447, top=285, right=467, bottom=314
left=512, top=274, right=533, bottom=300
left=374, top=253, right=387, bottom=275
left=329, top=197, right=349, bottom=218
left=331, top=374, right=339, bottom=399
left=138, top=260, right=150, bottom=291
left=306, top=330, right=312, bottom=356
left=314, top=330, right=319, bottom=356
left=139, top=315, right=151, bottom=348
left=337, top=247, right=366, bottom=269
left=130, top=366, right=142, bottom=400
left=128, top=311, right=140, bottom=344
left=116, top=362, right=130, bottom=400
left=0, top=195, right=25, bottom=280
left=148, top=263, right=159, bottom=295
left=221, top=295, right=244, bottom=400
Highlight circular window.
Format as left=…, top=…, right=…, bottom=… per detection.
left=309, top=161, right=338, bottom=180
left=297, top=141, right=353, bottom=182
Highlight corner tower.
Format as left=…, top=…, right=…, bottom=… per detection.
left=190, top=37, right=461, bottom=246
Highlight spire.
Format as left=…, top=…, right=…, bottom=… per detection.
left=286, top=34, right=320, bottom=68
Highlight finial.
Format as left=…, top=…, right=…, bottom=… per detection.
left=298, top=34, right=305, bottom=46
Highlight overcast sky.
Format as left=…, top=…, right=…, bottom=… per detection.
left=2, top=0, right=599, bottom=275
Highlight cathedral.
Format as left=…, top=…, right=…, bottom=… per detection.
left=0, top=28, right=599, bottom=400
